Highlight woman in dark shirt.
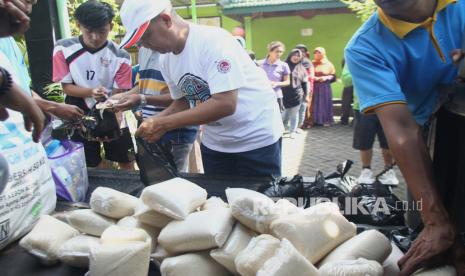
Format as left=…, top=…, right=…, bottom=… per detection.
left=282, top=49, right=309, bottom=138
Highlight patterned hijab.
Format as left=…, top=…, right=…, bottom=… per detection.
left=313, top=47, right=336, bottom=75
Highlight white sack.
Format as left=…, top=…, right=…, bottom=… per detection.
left=383, top=243, right=404, bottom=276
left=161, top=252, right=230, bottom=276
left=57, top=234, right=100, bottom=267
left=319, top=229, right=392, bottom=266
left=117, top=216, right=160, bottom=252
left=201, top=196, right=228, bottom=210
left=89, top=242, right=150, bottom=276
left=151, top=245, right=173, bottom=267
left=319, top=258, right=384, bottom=276
left=19, top=215, right=79, bottom=264
left=133, top=203, right=172, bottom=228
left=231, top=196, right=278, bottom=234
left=210, top=223, right=256, bottom=273
left=90, top=187, right=139, bottom=219
left=100, top=225, right=151, bottom=247
left=235, top=234, right=281, bottom=276
left=226, top=188, right=274, bottom=206
left=413, top=265, right=457, bottom=276
left=270, top=202, right=356, bottom=264
left=141, top=177, right=207, bottom=220
left=65, top=209, right=115, bottom=236
left=158, top=208, right=234, bottom=254
left=257, top=238, right=319, bottom=276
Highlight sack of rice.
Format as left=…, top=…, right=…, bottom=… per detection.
left=319, top=258, right=384, bottom=276
left=117, top=216, right=160, bottom=252
left=413, top=265, right=457, bottom=276
left=65, top=209, right=115, bottom=236
left=319, top=229, right=392, bottom=266
left=235, top=234, right=281, bottom=276
left=133, top=203, right=172, bottom=228
left=90, top=187, right=140, bottom=219
left=257, top=239, right=319, bottom=276
left=100, top=225, right=151, bottom=247
left=158, top=208, right=234, bottom=254
left=382, top=243, right=404, bottom=276
left=210, top=223, right=256, bottom=273
left=141, top=178, right=207, bottom=220
left=19, top=215, right=79, bottom=264
left=57, top=234, right=100, bottom=267
left=161, top=252, right=230, bottom=276
left=270, top=202, right=356, bottom=264
left=89, top=242, right=150, bottom=276
left=201, top=196, right=228, bottom=211
left=225, top=188, right=273, bottom=206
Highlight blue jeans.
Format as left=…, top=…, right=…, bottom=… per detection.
left=282, top=105, right=300, bottom=133
left=201, top=139, right=282, bottom=177
left=298, top=101, right=308, bottom=128
left=172, top=143, right=193, bottom=173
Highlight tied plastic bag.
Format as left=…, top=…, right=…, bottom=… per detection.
left=82, top=104, right=121, bottom=141
left=258, top=175, right=305, bottom=201
left=47, top=140, right=89, bottom=202
left=346, top=181, right=405, bottom=226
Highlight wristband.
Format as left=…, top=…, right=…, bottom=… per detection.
left=0, top=67, right=13, bottom=97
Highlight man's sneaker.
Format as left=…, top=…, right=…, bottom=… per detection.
left=378, top=169, right=400, bottom=185
left=358, top=168, right=375, bottom=184
left=296, top=128, right=303, bottom=134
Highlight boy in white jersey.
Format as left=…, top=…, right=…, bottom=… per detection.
left=52, top=0, right=135, bottom=169
left=119, top=0, right=284, bottom=177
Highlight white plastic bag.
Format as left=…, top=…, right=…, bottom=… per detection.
left=161, top=252, right=230, bottom=276
left=257, top=239, right=319, bottom=276
left=57, top=234, right=100, bottom=267
left=231, top=196, right=278, bottom=234
left=383, top=243, right=404, bottom=276
left=235, top=234, right=281, bottom=276
left=319, top=229, right=392, bottom=266
left=90, top=187, right=140, bottom=219
left=0, top=114, right=56, bottom=250
left=117, top=216, right=160, bottom=252
left=100, top=225, right=152, bottom=247
left=319, top=258, right=384, bottom=276
left=151, top=245, right=173, bottom=267
left=210, top=223, right=256, bottom=273
left=141, top=177, right=207, bottom=220
left=201, top=196, right=228, bottom=211
left=133, top=203, right=172, bottom=228
left=158, top=208, right=234, bottom=254
left=270, top=202, right=356, bottom=264
left=65, top=209, right=115, bottom=236
left=89, top=242, right=151, bottom=276
left=19, top=215, right=79, bottom=264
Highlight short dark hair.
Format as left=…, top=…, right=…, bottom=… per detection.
left=75, top=0, right=115, bottom=29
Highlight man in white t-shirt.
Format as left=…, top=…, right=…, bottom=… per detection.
left=119, top=0, right=284, bottom=177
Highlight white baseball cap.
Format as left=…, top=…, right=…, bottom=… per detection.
left=119, top=0, right=171, bottom=49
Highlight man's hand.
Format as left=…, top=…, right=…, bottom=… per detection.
left=50, top=103, right=84, bottom=121
left=451, top=49, right=465, bottom=64
left=92, top=87, right=107, bottom=102
left=398, top=221, right=456, bottom=275
left=0, top=82, right=45, bottom=142
left=112, top=93, right=141, bottom=112
left=135, top=116, right=168, bottom=143
left=0, top=0, right=35, bottom=37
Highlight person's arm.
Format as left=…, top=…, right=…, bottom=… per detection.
left=111, top=86, right=173, bottom=111
left=32, top=91, right=83, bottom=121
left=61, top=83, right=104, bottom=99
left=136, top=90, right=237, bottom=143
left=375, top=104, right=456, bottom=276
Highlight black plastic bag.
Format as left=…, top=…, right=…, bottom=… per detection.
left=136, top=138, right=179, bottom=186
left=82, top=106, right=121, bottom=141
left=345, top=181, right=406, bottom=226
left=389, top=227, right=420, bottom=253
left=258, top=175, right=305, bottom=202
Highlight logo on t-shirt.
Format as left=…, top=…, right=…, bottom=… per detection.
left=100, top=57, right=112, bottom=67
left=178, top=73, right=211, bottom=107
left=216, top=59, right=231, bottom=74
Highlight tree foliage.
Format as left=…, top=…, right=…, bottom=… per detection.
left=67, top=0, right=124, bottom=40
left=341, top=0, right=377, bottom=22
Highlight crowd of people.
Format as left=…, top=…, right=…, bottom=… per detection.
left=1, top=0, right=465, bottom=275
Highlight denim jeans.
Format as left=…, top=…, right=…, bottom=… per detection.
left=201, top=139, right=282, bottom=177
left=282, top=105, right=300, bottom=133
left=172, top=143, right=193, bottom=173
left=298, top=101, right=308, bottom=128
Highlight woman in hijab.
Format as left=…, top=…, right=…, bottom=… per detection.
left=312, top=47, right=336, bottom=127
left=282, top=49, right=309, bottom=138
